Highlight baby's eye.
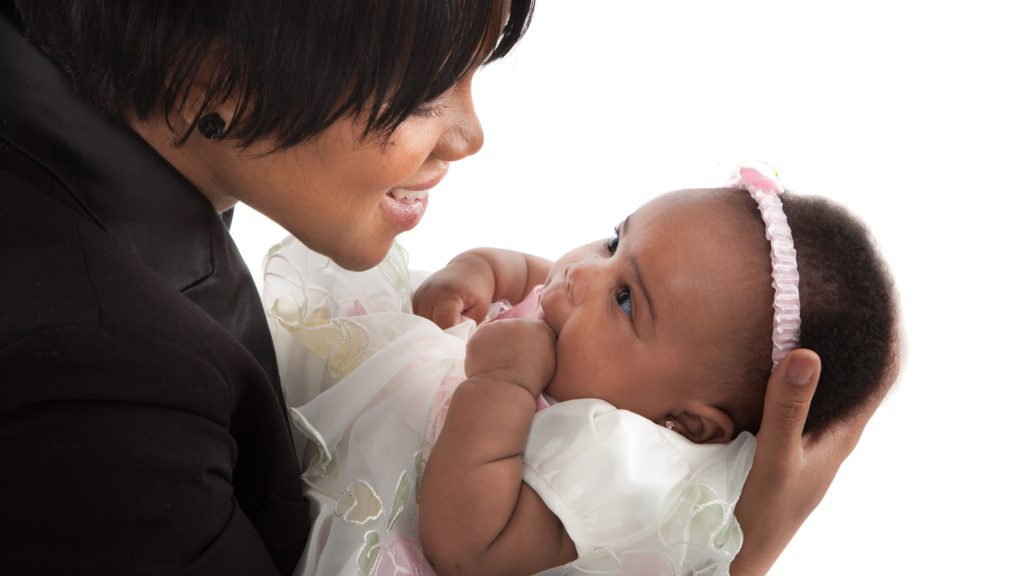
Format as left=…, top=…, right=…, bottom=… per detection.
left=616, top=288, right=633, bottom=318
left=605, top=227, right=621, bottom=255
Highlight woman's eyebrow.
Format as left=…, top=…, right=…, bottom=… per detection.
left=621, top=216, right=657, bottom=327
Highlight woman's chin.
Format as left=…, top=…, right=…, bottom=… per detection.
left=322, top=235, right=394, bottom=272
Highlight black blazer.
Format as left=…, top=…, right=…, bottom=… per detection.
left=0, top=10, right=309, bottom=575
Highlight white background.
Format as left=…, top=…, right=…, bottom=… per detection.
left=232, top=2, right=1023, bottom=573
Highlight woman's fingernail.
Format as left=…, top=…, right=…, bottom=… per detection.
left=787, top=355, right=817, bottom=385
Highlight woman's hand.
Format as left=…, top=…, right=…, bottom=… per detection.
left=730, top=347, right=900, bottom=575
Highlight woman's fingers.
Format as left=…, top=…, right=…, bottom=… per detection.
left=732, top=339, right=900, bottom=575
left=755, top=349, right=820, bottom=467
left=729, top=350, right=823, bottom=576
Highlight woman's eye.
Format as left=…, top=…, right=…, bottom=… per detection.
left=616, top=289, right=633, bottom=318
left=411, top=104, right=443, bottom=118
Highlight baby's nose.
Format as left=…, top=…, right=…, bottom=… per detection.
left=566, top=258, right=603, bottom=305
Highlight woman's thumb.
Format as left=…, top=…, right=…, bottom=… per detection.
left=758, top=349, right=820, bottom=449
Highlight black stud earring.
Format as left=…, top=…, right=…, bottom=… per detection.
left=197, top=113, right=226, bottom=140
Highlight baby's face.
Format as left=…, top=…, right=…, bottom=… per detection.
left=540, top=189, right=773, bottom=433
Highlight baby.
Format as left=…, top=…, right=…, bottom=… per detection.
left=263, top=165, right=898, bottom=576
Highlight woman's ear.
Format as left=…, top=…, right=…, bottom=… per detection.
left=170, top=55, right=238, bottom=138
left=667, top=403, right=734, bottom=444
left=130, top=61, right=235, bottom=145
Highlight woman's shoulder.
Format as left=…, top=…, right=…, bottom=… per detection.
left=0, top=167, right=267, bottom=401
left=1, top=165, right=123, bottom=348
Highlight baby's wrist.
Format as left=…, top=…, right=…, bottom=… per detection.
left=465, top=368, right=545, bottom=399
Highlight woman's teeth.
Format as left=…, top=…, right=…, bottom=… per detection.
left=389, top=189, right=428, bottom=201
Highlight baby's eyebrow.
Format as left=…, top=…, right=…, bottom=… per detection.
left=621, top=216, right=656, bottom=328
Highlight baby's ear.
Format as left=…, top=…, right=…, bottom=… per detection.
left=668, top=404, right=734, bottom=444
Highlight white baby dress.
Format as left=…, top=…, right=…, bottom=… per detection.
left=262, top=237, right=756, bottom=576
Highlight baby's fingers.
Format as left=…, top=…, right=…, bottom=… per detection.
left=428, top=298, right=467, bottom=330
left=465, top=319, right=555, bottom=395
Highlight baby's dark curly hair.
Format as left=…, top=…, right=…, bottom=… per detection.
left=732, top=192, right=899, bottom=435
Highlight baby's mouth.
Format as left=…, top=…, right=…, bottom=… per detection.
left=539, top=285, right=564, bottom=336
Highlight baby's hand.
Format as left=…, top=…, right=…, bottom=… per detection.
left=414, top=254, right=496, bottom=329
left=464, top=318, right=556, bottom=398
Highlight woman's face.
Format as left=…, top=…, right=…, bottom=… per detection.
left=150, top=74, right=484, bottom=271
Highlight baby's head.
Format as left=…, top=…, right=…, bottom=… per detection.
left=540, top=179, right=898, bottom=442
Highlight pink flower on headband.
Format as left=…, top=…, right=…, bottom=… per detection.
left=737, top=165, right=784, bottom=195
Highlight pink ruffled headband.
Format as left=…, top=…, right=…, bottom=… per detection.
left=729, top=163, right=801, bottom=367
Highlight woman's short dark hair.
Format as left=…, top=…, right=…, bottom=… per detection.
left=14, top=0, right=534, bottom=148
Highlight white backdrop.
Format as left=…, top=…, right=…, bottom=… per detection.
left=232, top=2, right=1023, bottom=573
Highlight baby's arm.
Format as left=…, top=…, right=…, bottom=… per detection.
left=419, top=318, right=577, bottom=576
left=413, top=248, right=552, bottom=329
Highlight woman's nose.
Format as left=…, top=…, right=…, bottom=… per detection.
left=433, top=81, right=484, bottom=162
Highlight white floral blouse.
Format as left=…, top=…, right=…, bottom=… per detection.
left=262, top=238, right=755, bottom=576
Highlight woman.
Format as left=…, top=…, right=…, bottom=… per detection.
left=0, top=1, right=893, bottom=574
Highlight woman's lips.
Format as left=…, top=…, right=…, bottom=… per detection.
left=395, top=164, right=447, bottom=192
left=381, top=167, right=448, bottom=232
left=381, top=191, right=429, bottom=232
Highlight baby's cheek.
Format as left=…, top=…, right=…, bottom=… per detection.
left=547, top=338, right=604, bottom=402
left=543, top=341, right=574, bottom=402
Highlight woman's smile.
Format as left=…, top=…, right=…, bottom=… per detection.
left=380, top=162, right=449, bottom=232
left=381, top=190, right=430, bottom=232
